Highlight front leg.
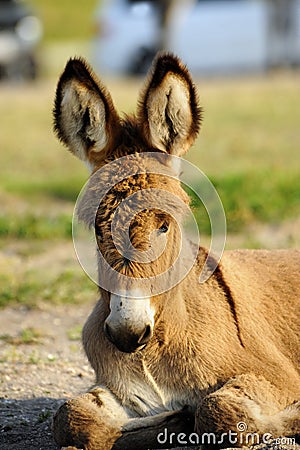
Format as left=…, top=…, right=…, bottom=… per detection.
left=53, top=387, right=195, bottom=450
left=113, top=407, right=194, bottom=450
left=195, top=373, right=300, bottom=449
left=52, top=387, right=128, bottom=450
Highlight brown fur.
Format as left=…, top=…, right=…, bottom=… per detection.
left=52, top=53, right=300, bottom=449
left=52, top=389, right=125, bottom=449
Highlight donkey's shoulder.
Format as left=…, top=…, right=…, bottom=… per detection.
left=218, top=247, right=300, bottom=333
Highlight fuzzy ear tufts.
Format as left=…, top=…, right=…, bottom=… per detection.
left=137, top=52, right=202, bottom=156
left=53, top=58, right=120, bottom=169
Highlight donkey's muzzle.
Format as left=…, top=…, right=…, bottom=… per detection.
left=104, top=322, right=153, bottom=353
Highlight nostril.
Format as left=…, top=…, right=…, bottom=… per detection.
left=138, top=324, right=153, bottom=345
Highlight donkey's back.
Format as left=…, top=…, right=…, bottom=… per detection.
left=221, top=248, right=300, bottom=369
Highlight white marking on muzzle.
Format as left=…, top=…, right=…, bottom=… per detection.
left=108, top=290, right=155, bottom=329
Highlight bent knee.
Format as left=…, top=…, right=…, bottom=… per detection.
left=53, top=388, right=128, bottom=450
left=194, top=374, right=286, bottom=448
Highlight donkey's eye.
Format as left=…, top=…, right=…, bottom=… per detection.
left=158, top=222, right=169, bottom=233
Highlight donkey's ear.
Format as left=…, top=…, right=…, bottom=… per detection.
left=137, top=53, right=202, bottom=156
left=54, top=58, right=120, bottom=169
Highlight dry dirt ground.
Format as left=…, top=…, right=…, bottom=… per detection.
left=0, top=302, right=95, bottom=449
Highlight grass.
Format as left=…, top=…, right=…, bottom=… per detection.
left=2, top=176, right=83, bottom=201
left=189, top=169, right=300, bottom=234
left=0, top=327, right=42, bottom=345
left=67, top=325, right=83, bottom=341
left=188, top=74, right=300, bottom=176
left=38, top=410, right=53, bottom=423
left=0, top=263, right=97, bottom=309
left=31, top=0, right=97, bottom=42
left=0, top=213, right=72, bottom=239
left=0, top=60, right=299, bottom=307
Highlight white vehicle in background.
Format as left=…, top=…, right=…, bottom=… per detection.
left=0, top=0, right=42, bottom=80
left=91, top=0, right=300, bottom=76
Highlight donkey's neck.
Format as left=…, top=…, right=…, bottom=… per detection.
left=161, top=248, right=200, bottom=329
left=156, top=245, right=228, bottom=347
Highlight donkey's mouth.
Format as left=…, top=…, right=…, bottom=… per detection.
left=104, top=322, right=152, bottom=353
left=107, top=334, right=148, bottom=354
left=115, top=341, right=147, bottom=354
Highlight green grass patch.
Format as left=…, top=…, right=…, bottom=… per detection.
left=189, top=169, right=300, bottom=234
left=0, top=327, right=43, bottom=345
left=1, top=168, right=299, bottom=240
left=0, top=213, right=72, bottom=239
left=67, top=325, right=83, bottom=341
left=38, top=410, right=53, bottom=423
left=31, top=0, right=97, bottom=42
left=0, top=268, right=96, bottom=309
left=2, top=176, right=84, bottom=202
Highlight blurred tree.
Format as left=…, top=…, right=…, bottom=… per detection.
left=266, top=0, right=299, bottom=67
left=129, top=0, right=195, bottom=73
left=156, top=0, right=196, bottom=50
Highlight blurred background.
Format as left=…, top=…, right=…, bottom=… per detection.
left=0, top=0, right=299, bottom=309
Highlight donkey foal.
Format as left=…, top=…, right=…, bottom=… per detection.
left=52, top=53, right=300, bottom=449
